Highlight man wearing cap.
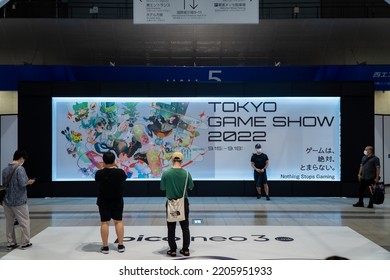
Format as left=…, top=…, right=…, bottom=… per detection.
left=250, top=144, right=270, bottom=200
left=160, top=151, right=194, bottom=257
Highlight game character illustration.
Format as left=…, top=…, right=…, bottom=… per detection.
left=57, top=100, right=208, bottom=179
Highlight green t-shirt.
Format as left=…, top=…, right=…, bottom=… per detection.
left=160, top=168, right=194, bottom=199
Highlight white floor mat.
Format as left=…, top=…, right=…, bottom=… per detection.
left=2, top=226, right=389, bottom=260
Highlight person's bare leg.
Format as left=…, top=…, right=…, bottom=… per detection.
left=256, top=186, right=262, bottom=198
left=264, top=184, right=270, bottom=200
left=100, top=221, right=110, bottom=246
left=114, top=220, right=124, bottom=245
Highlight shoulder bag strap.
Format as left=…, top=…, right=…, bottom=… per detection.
left=362, top=156, right=374, bottom=166
left=4, top=166, right=19, bottom=189
left=182, top=171, right=189, bottom=198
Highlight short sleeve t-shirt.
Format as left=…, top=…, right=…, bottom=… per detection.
left=95, top=168, right=127, bottom=206
left=160, top=168, right=194, bottom=200
left=251, top=153, right=269, bottom=169
left=361, top=155, right=380, bottom=180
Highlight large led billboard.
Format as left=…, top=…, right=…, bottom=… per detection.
left=52, top=97, right=340, bottom=181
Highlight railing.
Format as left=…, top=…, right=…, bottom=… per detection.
left=1, top=1, right=390, bottom=19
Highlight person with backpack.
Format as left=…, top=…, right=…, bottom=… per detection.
left=353, top=146, right=380, bottom=208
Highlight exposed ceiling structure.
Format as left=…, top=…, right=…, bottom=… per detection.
left=0, top=18, right=389, bottom=66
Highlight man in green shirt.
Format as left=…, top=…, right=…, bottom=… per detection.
left=160, top=151, right=194, bottom=257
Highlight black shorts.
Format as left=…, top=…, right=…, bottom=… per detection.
left=98, top=203, right=123, bottom=222
left=254, top=171, right=268, bottom=186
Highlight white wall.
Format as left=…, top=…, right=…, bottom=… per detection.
left=0, top=115, right=18, bottom=181
left=374, top=115, right=384, bottom=182
left=374, top=115, right=390, bottom=185
left=384, top=117, right=390, bottom=184
left=0, top=91, right=17, bottom=115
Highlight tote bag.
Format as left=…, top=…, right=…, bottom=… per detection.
left=167, top=171, right=188, bottom=222
left=370, top=183, right=385, bottom=205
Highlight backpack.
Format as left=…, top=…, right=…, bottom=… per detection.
left=371, top=183, right=385, bottom=205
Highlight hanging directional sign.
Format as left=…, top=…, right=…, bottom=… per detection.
left=134, top=0, right=259, bottom=24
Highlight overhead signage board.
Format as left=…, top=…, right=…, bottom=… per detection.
left=134, top=0, right=259, bottom=24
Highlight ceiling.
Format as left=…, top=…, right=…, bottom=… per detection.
left=0, top=18, right=389, bottom=66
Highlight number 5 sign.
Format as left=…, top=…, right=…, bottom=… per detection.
left=209, top=70, right=222, bottom=82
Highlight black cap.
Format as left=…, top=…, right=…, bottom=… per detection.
left=255, top=144, right=261, bottom=149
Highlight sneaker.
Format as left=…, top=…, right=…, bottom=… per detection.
left=118, top=244, right=125, bottom=253
left=180, top=249, right=190, bottom=256
left=6, top=244, right=19, bottom=250
left=100, top=246, right=109, bottom=254
left=20, top=243, right=32, bottom=250
left=266, top=196, right=270, bottom=201
left=257, top=195, right=261, bottom=199
left=353, top=202, right=364, bottom=207
left=167, top=250, right=176, bottom=257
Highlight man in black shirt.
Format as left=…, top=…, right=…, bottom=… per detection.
left=353, top=146, right=380, bottom=208
left=250, top=144, right=270, bottom=200
left=95, top=151, right=127, bottom=254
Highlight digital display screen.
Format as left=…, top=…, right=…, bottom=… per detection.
left=52, top=97, right=340, bottom=181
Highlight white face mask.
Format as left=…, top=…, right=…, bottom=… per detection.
left=256, top=149, right=262, bottom=153
left=363, top=150, right=368, bottom=156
